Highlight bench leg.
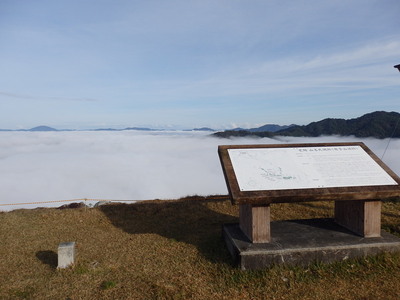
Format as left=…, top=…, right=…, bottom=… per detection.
left=239, top=204, right=271, bottom=243
left=334, top=200, right=381, bottom=238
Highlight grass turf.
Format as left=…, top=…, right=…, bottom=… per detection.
left=0, top=196, right=399, bottom=299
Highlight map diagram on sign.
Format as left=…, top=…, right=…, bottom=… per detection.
left=228, top=146, right=398, bottom=191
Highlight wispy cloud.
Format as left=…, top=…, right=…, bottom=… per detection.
left=114, top=38, right=400, bottom=102
left=213, top=38, right=400, bottom=94
left=0, top=91, right=98, bottom=102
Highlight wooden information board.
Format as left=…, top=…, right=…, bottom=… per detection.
left=218, top=142, right=400, bottom=243
left=219, top=142, right=400, bottom=205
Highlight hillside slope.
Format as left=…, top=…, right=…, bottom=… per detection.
left=214, top=111, right=400, bottom=139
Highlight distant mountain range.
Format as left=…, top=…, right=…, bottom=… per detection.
left=0, top=126, right=216, bottom=132
left=231, top=124, right=295, bottom=133
left=213, top=111, right=400, bottom=139
left=0, top=125, right=59, bottom=132
left=2, top=111, right=399, bottom=138
left=27, top=126, right=58, bottom=132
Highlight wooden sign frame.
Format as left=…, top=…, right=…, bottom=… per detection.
left=218, top=142, right=400, bottom=243
left=219, top=142, right=400, bottom=205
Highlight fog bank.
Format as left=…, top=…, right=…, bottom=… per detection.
left=1, top=131, right=399, bottom=211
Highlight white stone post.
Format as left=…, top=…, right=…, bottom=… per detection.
left=58, top=242, right=76, bottom=269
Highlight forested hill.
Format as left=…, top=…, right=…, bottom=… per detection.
left=213, top=111, right=400, bottom=139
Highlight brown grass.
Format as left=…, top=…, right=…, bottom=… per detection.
left=0, top=196, right=399, bottom=299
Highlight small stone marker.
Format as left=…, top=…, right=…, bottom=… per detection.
left=58, top=242, right=76, bottom=269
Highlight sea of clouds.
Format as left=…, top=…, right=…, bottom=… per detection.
left=0, top=131, right=399, bottom=211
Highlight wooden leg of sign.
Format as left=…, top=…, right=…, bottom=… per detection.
left=334, top=200, right=381, bottom=238
left=239, top=204, right=271, bottom=243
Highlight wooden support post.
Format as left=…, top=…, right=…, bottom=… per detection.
left=334, top=200, right=381, bottom=238
left=239, top=204, right=271, bottom=243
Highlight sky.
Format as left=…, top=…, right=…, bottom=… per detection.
left=1, top=0, right=400, bottom=130
left=1, top=131, right=399, bottom=211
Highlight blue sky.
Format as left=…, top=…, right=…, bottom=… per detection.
left=1, top=0, right=399, bottom=130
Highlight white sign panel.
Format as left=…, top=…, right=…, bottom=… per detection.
left=228, top=146, right=398, bottom=191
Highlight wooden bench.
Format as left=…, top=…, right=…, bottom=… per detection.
left=218, top=142, right=400, bottom=243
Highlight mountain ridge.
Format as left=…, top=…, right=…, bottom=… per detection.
left=232, top=124, right=295, bottom=133
left=214, top=111, right=400, bottom=139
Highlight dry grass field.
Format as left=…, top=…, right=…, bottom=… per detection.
left=0, top=196, right=399, bottom=299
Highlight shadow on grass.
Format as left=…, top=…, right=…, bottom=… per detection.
left=295, top=202, right=332, bottom=212
left=382, top=224, right=400, bottom=236
left=382, top=210, right=400, bottom=219
left=100, top=196, right=238, bottom=264
left=36, top=250, right=57, bottom=269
